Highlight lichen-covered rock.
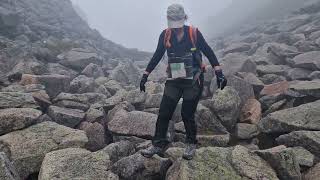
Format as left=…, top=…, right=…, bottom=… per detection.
left=81, top=63, right=104, bottom=78
left=0, top=108, right=42, bottom=135
left=54, top=92, right=106, bottom=105
left=259, top=100, right=320, bottom=133
left=231, top=146, right=278, bottom=180
left=0, top=122, right=88, bottom=179
left=48, top=105, right=85, bottom=128
left=109, top=60, right=140, bottom=86
left=0, top=152, right=20, bottom=180
left=144, top=93, right=162, bottom=109
left=47, top=63, right=78, bottom=79
left=260, top=80, right=289, bottom=96
left=166, top=147, right=242, bottom=180
left=235, top=123, right=259, bottom=140
left=55, top=100, right=89, bottom=111
left=276, top=131, right=320, bottom=157
left=255, top=146, right=301, bottom=180
left=288, top=147, right=314, bottom=168
left=221, top=53, right=256, bottom=76
left=108, top=110, right=157, bottom=138
left=111, top=153, right=171, bottom=180
left=79, top=122, right=105, bottom=151
left=0, top=92, right=39, bottom=109
left=38, top=148, right=118, bottom=180
left=209, top=87, right=241, bottom=130
left=100, top=141, right=135, bottom=163
left=304, top=162, right=320, bottom=180
left=69, top=75, right=95, bottom=93
left=257, top=65, right=291, bottom=76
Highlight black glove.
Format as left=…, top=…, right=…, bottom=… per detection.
left=140, top=74, right=148, bottom=92
left=215, top=70, right=227, bottom=90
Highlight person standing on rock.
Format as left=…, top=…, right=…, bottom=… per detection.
left=140, top=4, right=227, bottom=160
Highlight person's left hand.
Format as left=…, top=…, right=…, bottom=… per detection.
left=140, top=74, right=148, bottom=92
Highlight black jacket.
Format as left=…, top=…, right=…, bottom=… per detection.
left=145, top=25, right=220, bottom=73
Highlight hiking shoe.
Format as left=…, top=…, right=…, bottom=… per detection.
left=182, top=144, right=197, bottom=160
left=141, top=146, right=165, bottom=158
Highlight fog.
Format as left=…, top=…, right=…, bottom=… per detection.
left=71, top=0, right=232, bottom=52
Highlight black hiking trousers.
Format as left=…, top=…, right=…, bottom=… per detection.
left=152, top=74, right=204, bottom=148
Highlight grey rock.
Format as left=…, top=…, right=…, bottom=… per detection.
left=47, top=63, right=78, bottom=79
left=48, top=105, right=85, bottom=128
left=255, top=146, right=301, bottom=180
left=55, top=100, right=89, bottom=111
left=286, top=68, right=312, bottom=80
left=81, top=63, right=104, bottom=78
left=304, top=162, right=320, bottom=180
left=260, top=74, right=287, bottom=85
left=235, top=123, right=259, bottom=140
left=20, top=74, right=71, bottom=98
left=0, top=122, right=88, bottom=179
left=0, top=108, right=42, bottom=135
left=289, top=147, right=314, bottom=167
left=197, top=134, right=231, bottom=147
left=79, top=122, right=105, bottom=151
left=85, top=107, right=104, bottom=123
left=309, top=71, right=320, bottom=80
left=236, top=72, right=264, bottom=96
left=144, top=93, right=162, bottom=109
left=38, top=148, right=118, bottom=180
left=209, top=87, right=241, bottom=130
left=108, top=110, right=157, bottom=138
left=166, top=147, right=241, bottom=180
left=259, top=100, right=320, bottom=133
left=100, top=141, right=135, bottom=163
left=231, top=146, right=278, bottom=180
left=0, top=92, right=39, bottom=109
left=59, top=48, right=102, bottom=71
left=70, top=75, right=95, bottom=93
left=289, top=80, right=320, bottom=98
left=276, top=131, right=320, bottom=157
left=221, top=53, right=256, bottom=76
left=257, top=65, right=291, bottom=76
left=109, top=60, right=140, bottom=86
left=54, top=92, right=107, bottom=105
left=111, top=153, right=171, bottom=180
left=0, top=152, right=20, bottom=180
left=125, top=89, right=147, bottom=108
left=223, top=43, right=251, bottom=55
left=0, top=7, right=20, bottom=27
left=290, top=51, right=320, bottom=71
left=210, top=75, right=255, bottom=107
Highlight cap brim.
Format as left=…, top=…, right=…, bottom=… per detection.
left=168, top=19, right=185, bottom=28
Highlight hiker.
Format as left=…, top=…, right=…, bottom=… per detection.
left=140, top=4, right=227, bottom=160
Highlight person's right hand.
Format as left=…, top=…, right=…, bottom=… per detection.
left=140, top=74, right=148, bottom=92
left=215, top=69, right=227, bottom=90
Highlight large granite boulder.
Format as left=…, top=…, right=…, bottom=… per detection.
left=109, top=60, right=140, bottom=86
left=240, top=98, right=262, bottom=124
left=289, top=51, right=320, bottom=71
left=0, top=108, right=42, bottom=135
left=221, top=53, right=256, bottom=76
left=288, top=80, right=320, bottom=98
left=54, top=92, right=106, bottom=105
left=20, top=74, right=71, bottom=98
left=0, top=122, right=88, bottom=179
left=108, top=110, right=157, bottom=139
left=209, top=87, right=241, bottom=130
left=100, top=141, right=135, bottom=163
left=38, top=148, right=118, bottom=180
left=304, top=162, right=320, bottom=180
left=259, top=100, right=320, bottom=133
left=81, top=63, right=104, bottom=78
left=58, top=48, right=102, bottom=71
left=47, top=63, right=78, bottom=79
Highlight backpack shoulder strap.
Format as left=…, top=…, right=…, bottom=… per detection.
left=164, top=28, right=172, bottom=49
left=189, top=26, right=198, bottom=48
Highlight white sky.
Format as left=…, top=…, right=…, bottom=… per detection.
left=71, top=0, right=233, bottom=51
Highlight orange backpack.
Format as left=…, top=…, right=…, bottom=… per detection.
left=164, top=26, right=198, bottom=49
